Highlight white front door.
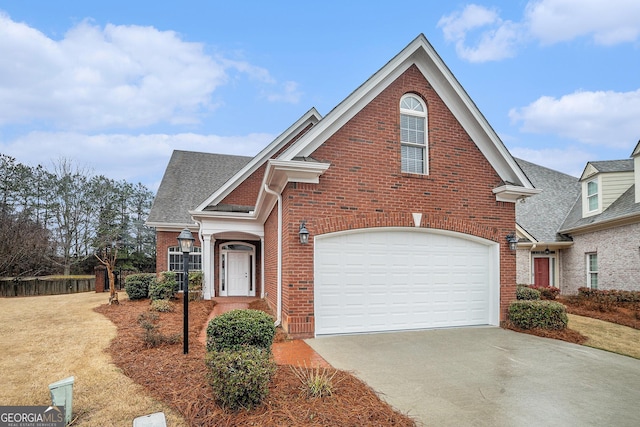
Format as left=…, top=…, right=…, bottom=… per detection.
left=227, top=251, right=250, bottom=296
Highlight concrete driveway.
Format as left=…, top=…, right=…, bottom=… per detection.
left=306, top=327, right=640, bottom=427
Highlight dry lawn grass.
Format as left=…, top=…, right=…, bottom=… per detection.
left=0, top=292, right=188, bottom=426
left=568, top=313, right=640, bottom=359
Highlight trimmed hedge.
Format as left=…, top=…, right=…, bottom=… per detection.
left=149, top=271, right=177, bottom=301
left=516, top=285, right=541, bottom=300
left=508, top=300, right=568, bottom=330
left=206, top=309, right=275, bottom=353
left=124, top=273, right=156, bottom=300
left=205, top=347, right=276, bottom=410
left=578, top=287, right=640, bottom=303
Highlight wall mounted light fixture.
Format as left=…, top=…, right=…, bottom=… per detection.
left=506, top=233, right=518, bottom=252
left=299, top=221, right=309, bottom=245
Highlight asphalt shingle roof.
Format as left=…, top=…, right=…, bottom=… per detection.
left=147, top=150, right=252, bottom=225
left=588, top=159, right=634, bottom=174
left=560, top=184, right=640, bottom=232
left=515, top=158, right=580, bottom=242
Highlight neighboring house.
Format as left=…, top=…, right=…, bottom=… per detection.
left=147, top=34, right=539, bottom=338
left=515, top=142, right=640, bottom=294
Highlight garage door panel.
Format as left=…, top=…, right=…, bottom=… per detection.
left=315, top=229, right=497, bottom=335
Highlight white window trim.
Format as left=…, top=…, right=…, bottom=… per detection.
left=586, top=252, right=598, bottom=289
left=400, top=94, right=428, bottom=175
left=583, top=177, right=601, bottom=217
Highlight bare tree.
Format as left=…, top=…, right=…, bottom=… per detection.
left=50, top=159, right=91, bottom=275
left=95, top=244, right=119, bottom=304
left=0, top=210, right=51, bottom=277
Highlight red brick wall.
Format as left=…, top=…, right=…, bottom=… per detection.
left=264, top=205, right=279, bottom=312
left=220, top=123, right=315, bottom=207
left=220, top=163, right=267, bottom=206
left=278, top=65, right=516, bottom=337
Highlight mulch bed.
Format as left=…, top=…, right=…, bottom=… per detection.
left=95, top=298, right=416, bottom=426
left=560, top=297, right=640, bottom=330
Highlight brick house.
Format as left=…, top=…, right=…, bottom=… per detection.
left=146, top=35, right=538, bottom=338
left=515, top=142, right=640, bottom=293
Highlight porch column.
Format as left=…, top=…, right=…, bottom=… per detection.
left=260, top=236, right=265, bottom=299
left=202, top=234, right=215, bottom=299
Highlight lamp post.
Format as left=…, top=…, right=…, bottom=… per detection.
left=177, top=228, right=195, bottom=354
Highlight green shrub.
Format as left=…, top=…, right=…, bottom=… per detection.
left=188, top=271, right=203, bottom=301
left=149, top=271, right=177, bottom=300
left=137, top=312, right=181, bottom=347
left=151, top=299, right=174, bottom=312
left=530, top=285, right=560, bottom=300
left=124, top=273, right=156, bottom=300
left=205, top=347, right=276, bottom=410
left=516, top=285, right=541, bottom=300
left=508, top=300, right=568, bottom=330
left=206, top=309, right=275, bottom=353
left=578, top=287, right=640, bottom=303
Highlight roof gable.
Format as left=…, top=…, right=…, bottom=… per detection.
left=194, top=108, right=321, bottom=211
left=580, top=159, right=634, bottom=180
left=278, top=34, right=534, bottom=191
left=147, top=150, right=251, bottom=226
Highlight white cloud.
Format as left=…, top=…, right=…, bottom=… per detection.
left=509, top=89, right=640, bottom=148
left=0, top=13, right=300, bottom=132
left=1, top=131, right=274, bottom=191
left=525, top=0, right=640, bottom=45
left=439, top=1, right=640, bottom=62
left=438, top=4, right=522, bottom=62
left=0, top=14, right=226, bottom=130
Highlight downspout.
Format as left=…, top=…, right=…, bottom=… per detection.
left=263, top=184, right=282, bottom=327
left=194, top=220, right=207, bottom=298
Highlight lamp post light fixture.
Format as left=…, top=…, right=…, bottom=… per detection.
left=299, top=221, right=309, bottom=245
left=177, top=228, right=195, bottom=354
left=506, top=233, right=518, bottom=252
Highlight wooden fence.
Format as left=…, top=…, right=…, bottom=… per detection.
left=0, top=277, right=95, bottom=297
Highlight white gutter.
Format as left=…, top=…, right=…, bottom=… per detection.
left=263, top=184, right=282, bottom=327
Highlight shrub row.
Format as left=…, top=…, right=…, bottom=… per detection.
left=125, top=271, right=203, bottom=301
left=205, top=309, right=276, bottom=411
left=577, top=287, right=640, bottom=303
left=508, top=300, right=568, bottom=330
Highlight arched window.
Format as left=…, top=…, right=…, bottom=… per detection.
left=400, top=94, right=428, bottom=174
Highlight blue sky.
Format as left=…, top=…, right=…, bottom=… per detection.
left=1, top=0, right=639, bottom=191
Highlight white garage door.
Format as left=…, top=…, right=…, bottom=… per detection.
left=314, top=228, right=499, bottom=335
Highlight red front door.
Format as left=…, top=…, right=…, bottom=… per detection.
left=534, top=258, right=550, bottom=287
